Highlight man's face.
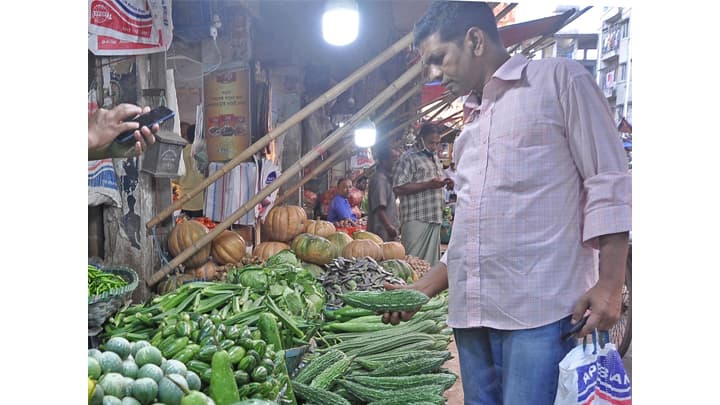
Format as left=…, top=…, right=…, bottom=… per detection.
left=423, top=133, right=442, bottom=154
left=419, top=32, right=482, bottom=96
left=338, top=180, right=353, bottom=197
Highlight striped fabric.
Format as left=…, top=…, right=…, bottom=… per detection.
left=441, top=55, right=631, bottom=330
left=204, top=162, right=258, bottom=226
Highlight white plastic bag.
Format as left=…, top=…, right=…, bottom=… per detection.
left=554, top=333, right=631, bottom=405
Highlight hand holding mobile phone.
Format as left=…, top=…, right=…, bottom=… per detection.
left=115, top=106, right=175, bottom=144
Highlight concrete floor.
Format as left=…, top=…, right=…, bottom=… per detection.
left=442, top=339, right=632, bottom=404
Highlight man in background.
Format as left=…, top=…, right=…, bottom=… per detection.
left=368, top=145, right=401, bottom=241
left=392, top=123, right=451, bottom=264
left=176, top=122, right=205, bottom=218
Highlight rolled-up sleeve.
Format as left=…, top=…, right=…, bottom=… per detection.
left=562, top=70, right=632, bottom=248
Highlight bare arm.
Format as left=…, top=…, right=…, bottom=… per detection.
left=393, top=178, right=447, bottom=196
left=376, top=206, right=398, bottom=240
left=571, top=231, right=629, bottom=337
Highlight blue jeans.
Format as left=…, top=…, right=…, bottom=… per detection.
left=453, top=316, right=577, bottom=405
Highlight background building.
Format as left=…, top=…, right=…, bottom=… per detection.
left=597, top=7, right=633, bottom=124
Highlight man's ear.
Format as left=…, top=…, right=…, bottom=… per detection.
left=465, top=27, right=485, bottom=56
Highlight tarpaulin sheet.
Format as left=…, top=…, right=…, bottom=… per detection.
left=88, top=0, right=173, bottom=55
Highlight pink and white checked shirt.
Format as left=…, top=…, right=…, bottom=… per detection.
left=440, top=55, right=631, bottom=330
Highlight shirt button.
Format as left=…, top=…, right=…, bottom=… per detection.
left=482, top=138, right=487, bottom=144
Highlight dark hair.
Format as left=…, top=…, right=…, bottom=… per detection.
left=337, top=177, right=352, bottom=187
left=413, top=1, right=501, bottom=48
left=373, top=143, right=394, bottom=162
left=417, top=122, right=439, bottom=140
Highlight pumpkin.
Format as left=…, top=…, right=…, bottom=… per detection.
left=381, top=259, right=414, bottom=283
left=167, top=220, right=211, bottom=269
left=253, top=241, right=291, bottom=262
left=342, top=239, right=383, bottom=260
left=327, top=231, right=353, bottom=258
left=291, top=233, right=335, bottom=265
left=381, top=241, right=406, bottom=260
left=211, top=230, right=247, bottom=265
left=352, top=230, right=384, bottom=244
left=262, top=205, right=307, bottom=242
left=193, top=260, right=219, bottom=280
left=304, top=220, right=337, bottom=238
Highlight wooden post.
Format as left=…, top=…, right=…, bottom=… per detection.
left=146, top=32, right=414, bottom=230
left=147, top=63, right=422, bottom=287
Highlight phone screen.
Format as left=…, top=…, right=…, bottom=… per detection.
left=115, top=106, right=175, bottom=144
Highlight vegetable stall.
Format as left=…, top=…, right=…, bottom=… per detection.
left=89, top=207, right=454, bottom=404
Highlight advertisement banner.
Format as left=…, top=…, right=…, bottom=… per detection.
left=203, top=68, right=251, bottom=162
left=88, top=0, right=173, bottom=56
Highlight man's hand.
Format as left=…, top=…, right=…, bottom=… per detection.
left=428, top=177, right=448, bottom=189
left=570, top=283, right=622, bottom=337
left=386, top=225, right=398, bottom=240
left=381, top=282, right=422, bottom=325
left=571, top=232, right=628, bottom=337
left=88, top=104, right=159, bottom=159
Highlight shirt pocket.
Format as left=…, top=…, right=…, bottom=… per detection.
left=496, top=117, right=565, bottom=148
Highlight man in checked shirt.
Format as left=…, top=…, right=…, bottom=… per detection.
left=382, top=2, right=631, bottom=404
left=392, top=122, right=454, bottom=265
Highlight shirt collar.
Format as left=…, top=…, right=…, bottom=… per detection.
left=493, top=54, right=529, bottom=82
left=463, top=54, right=529, bottom=116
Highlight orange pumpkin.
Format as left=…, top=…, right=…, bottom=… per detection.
left=262, top=205, right=308, bottom=242
left=342, top=239, right=383, bottom=260
left=352, top=230, right=384, bottom=244
left=381, top=241, right=406, bottom=260
left=291, top=233, right=335, bottom=265
left=304, top=220, right=337, bottom=238
left=211, top=230, right=247, bottom=265
left=168, top=220, right=211, bottom=269
left=253, top=241, right=291, bottom=261
left=193, top=260, right=219, bottom=280
left=327, top=231, right=353, bottom=258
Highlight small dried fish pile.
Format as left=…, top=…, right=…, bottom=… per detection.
left=320, top=257, right=406, bottom=308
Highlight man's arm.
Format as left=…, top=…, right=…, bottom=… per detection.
left=571, top=231, right=629, bottom=336
left=393, top=178, right=446, bottom=196
left=375, top=206, right=398, bottom=239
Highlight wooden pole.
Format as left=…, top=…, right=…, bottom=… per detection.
left=145, top=32, right=414, bottom=230
left=275, top=83, right=423, bottom=206
left=147, top=63, right=422, bottom=287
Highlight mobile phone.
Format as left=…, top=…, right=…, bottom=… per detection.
left=115, top=106, right=175, bottom=144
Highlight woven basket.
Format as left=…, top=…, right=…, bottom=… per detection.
left=88, top=266, right=139, bottom=329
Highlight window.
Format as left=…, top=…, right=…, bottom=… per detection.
left=586, top=49, right=598, bottom=60
left=620, top=20, right=629, bottom=38
left=618, top=63, right=627, bottom=81
left=573, top=49, right=585, bottom=60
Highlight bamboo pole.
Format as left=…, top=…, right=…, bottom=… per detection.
left=438, top=110, right=463, bottom=125
left=147, top=63, right=422, bottom=287
left=275, top=83, right=423, bottom=206
left=145, top=32, right=414, bottom=230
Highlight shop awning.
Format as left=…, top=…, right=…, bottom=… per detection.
left=498, top=8, right=576, bottom=47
